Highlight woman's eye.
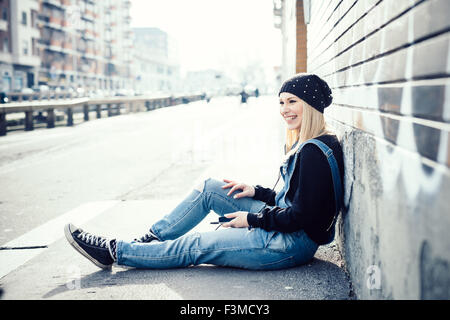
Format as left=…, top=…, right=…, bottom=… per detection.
left=289, top=100, right=296, bottom=103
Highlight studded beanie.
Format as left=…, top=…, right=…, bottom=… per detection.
left=278, top=73, right=333, bottom=113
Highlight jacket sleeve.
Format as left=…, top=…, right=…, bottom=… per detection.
left=247, top=144, right=334, bottom=233
left=252, top=185, right=277, bottom=206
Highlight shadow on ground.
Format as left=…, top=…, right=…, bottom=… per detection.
left=42, top=253, right=351, bottom=300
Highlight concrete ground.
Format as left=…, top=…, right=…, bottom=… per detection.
left=0, top=199, right=353, bottom=300
left=0, top=96, right=354, bottom=300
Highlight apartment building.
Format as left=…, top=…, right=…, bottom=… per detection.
left=37, top=0, right=133, bottom=93
left=0, top=0, right=133, bottom=93
left=132, top=27, right=181, bottom=94
left=0, top=0, right=40, bottom=92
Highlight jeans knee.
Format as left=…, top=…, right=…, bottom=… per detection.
left=193, top=177, right=219, bottom=193
left=193, top=179, right=205, bottom=193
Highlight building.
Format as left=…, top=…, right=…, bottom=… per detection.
left=183, top=69, right=231, bottom=96
left=276, top=0, right=450, bottom=299
left=0, top=0, right=40, bottom=92
left=132, top=27, right=180, bottom=94
left=0, top=0, right=134, bottom=94
left=37, top=0, right=133, bottom=93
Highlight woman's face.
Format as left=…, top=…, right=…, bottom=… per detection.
left=279, top=92, right=303, bottom=130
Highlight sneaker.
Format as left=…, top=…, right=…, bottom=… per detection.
left=134, top=230, right=159, bottom=243
left=64, top=223, right=114, bottom=269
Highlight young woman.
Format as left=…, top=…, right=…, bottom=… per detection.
left=64, top=73, right=344, bottom=271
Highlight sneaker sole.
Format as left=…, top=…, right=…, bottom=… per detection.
left=64, top=223, right=112, bottom=270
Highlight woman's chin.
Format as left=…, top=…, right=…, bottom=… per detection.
left=286, top=123, right=301, bottom=130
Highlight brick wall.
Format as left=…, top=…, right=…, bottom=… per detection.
left=304, top=0, right=450, bottom=299
left=296, top=1, right=307, bottom=73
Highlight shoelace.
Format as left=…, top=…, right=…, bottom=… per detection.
left=136, top=232, right=154, bottom=243
left=77, top=231, right=109, bottom=248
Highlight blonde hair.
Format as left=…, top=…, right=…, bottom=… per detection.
left=284, top=100, right=332, bottom=158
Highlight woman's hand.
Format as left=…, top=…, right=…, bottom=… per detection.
left=222, top=211, right=249, bottom=228
left=221, top=179, right=255, bottom=199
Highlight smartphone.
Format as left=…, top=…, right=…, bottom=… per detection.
left=210, top=217, right=233, bottom=224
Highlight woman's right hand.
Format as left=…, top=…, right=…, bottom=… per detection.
left=221, top=179, right=255, bottom=199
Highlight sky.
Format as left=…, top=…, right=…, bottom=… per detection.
left=130, top=0, right=282, bottom=79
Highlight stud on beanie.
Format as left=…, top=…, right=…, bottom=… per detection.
left=278, top=73, right=333, bottom=113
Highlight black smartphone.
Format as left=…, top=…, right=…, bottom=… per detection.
left=210, top=217, right=233, bottom=224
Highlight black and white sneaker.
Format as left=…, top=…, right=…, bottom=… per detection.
left=134, top=230, right=159, bottom=243
left=64, top=223, right=115, bottom=269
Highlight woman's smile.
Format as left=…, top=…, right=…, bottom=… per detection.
left=279, top=92, right=303, bottom=130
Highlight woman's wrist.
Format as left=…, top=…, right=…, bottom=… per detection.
left=250, top=186, right=256, bottom=198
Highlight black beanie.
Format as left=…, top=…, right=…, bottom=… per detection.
left=278, top=73, right=333, bottom=113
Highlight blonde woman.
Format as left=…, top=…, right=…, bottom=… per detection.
left=64, top=73, right=345, bottom=270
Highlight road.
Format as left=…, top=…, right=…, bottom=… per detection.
left=0, top=96, right=352, bottom=300
left=0, top=96, right=283, bottom=245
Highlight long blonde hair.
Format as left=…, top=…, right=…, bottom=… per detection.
left=284, top=100, right=332, bottom=158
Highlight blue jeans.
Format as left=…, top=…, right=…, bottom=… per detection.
left=116, top=178, right=318, bottom=270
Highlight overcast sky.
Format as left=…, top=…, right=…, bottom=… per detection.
left=130, top=0, right=282, bottom=78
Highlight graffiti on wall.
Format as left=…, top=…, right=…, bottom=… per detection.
left=308, top=0, right=450, bottom=299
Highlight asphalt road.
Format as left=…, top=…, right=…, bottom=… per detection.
left=0, top=96, right=283, bottom=245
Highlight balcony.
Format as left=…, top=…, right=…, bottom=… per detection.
left=62, top=42, right=72, bottom=49
left=82, top=9, right=95, bottom=22
left=42, top=0, right=66, bottom=10
left=50, top=39, right=62, bottom=47
left=41, top=15, right=66, bottom=31
left=0, top=52, right=13, bottom=63
left=0, top=19, right=8, bottom=31
left=13, top=55, right=41, bottom=67
left=40, top=40, right=73, bottom=55
left=81, top=30, right=95, bottom=41
left=62, top=19, right=70, bottom=27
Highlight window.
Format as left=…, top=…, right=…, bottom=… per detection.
left=2, top=74, right=11, bottom=92
left=31, top=10, right=38, bottom=28
left=14, top=77, right=23, bottom=91
left=3, top=37, right=8, bottom=53
left=22, top=40, right=28, bottom=55
left=2, top=8, right=7, bottom=21
left=21, top=11, right=27, bottom=25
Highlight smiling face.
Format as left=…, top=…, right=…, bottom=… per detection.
left=279, top=92, right=304, bottom=130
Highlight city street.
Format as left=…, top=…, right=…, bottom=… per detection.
left=0, top=96, right=352, bottom=299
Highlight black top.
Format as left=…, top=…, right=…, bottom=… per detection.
left=247, top=134, right=344, bottom=245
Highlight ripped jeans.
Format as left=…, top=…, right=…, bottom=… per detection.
left=116, top=178, right=318, bottom=270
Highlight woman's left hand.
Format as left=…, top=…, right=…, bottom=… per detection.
left=222, top=211, right=249, bottom=228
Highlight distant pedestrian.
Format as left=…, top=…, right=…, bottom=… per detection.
left=65, top=73, right=344, bottom=271
left=239, top=89, right=248, bottom=104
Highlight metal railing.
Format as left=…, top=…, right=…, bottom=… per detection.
left=4, top=91, right=76, bottom=102
left=0, top=94, right=205, bottom=136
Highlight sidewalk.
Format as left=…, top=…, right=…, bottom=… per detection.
left=0, top=97, right=354, bottom=299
